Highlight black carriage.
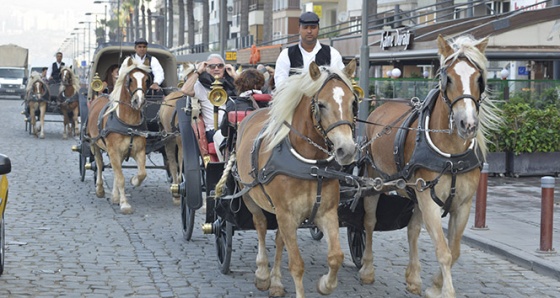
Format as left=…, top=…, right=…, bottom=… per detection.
left=175, top=81, right=416, bottom=274
left=72, top=42, right=180, bottom=182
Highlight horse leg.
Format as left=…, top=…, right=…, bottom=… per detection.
left=108, top=151, right=132, bottom=214
left=164, top=141, right=180, bottom=205
left=432, top=195, right=473, bottom=296
left=242, top=196, right=272, bottom=292
left=359, top=194, right=379, bottom=284
left=405, top=207, right=423, bottom=295
left=130, top=146, right=147, bottom=187
left=276, top=211, right=305, bottom=298
left=73, top=106, right=79, bottom=137
left=39, top=103, right=47, bottom=139
left=417, top=190, right=455, bottom=298
left=314, top=206, right=343, bottom=295
left=92, top=144, right=105, bottom=198
left=269, top=229, right=286, bottom=297
left=29, top=104, right=38, bottom=137
left=62, top=111, right=69, bottom=139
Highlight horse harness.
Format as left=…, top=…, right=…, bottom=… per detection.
left=368, top=88, right=483, bottom=217
left=227, top=73, right=361, bottom=223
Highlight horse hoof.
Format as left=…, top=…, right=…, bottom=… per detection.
left=268, top=285, right=285, bottom=297
left=96, top=189, right=105, bottom=198
left=120, top=204, right=133, bottom=214
left=317, top=275, right=336, bottom=295
left=424, top=286, right=444, bottom=298
left=406, top=283, right=422, bottom=295
left=255, top=277, right=271, bottom=291
left=172, top=197, right=181, bottom=206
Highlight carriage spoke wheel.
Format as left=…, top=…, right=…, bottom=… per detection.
left=347, top=226, right=365, bottom=269
left=181, top=188, right=195, bottom=241
left=309, top=227, right=324, bottom=241
left=215, top=217, right=232, bottom=274
left=79, top=128, right=87, bottom=182
left=0, top=218, right=5, bottom=275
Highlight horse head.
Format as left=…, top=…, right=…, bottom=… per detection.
left=59, top=67, right=79, bottom=99
left=123, top=57, right=151, bottom=110
left=437, top=34, right=489, bottom=140
left=26, top=75, right=47, bottom=101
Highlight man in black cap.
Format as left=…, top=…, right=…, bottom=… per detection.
left=125, top=38, right=164, bottom=91
left=274, top=11, right=344, bottom=88
left=46, top=52, right=65, bottom=83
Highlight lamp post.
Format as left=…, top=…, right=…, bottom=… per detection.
left=86, top=12, right=106, bottom=44
left=94, top=0, right=113, bottom=42
left=79, top=21, right=93, bottom=65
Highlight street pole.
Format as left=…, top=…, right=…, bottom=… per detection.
left=105, top=4, right=108, bottom=42
left=357, top=0, right=371, bottom=140
left=220, top=0, right=227, bottom=59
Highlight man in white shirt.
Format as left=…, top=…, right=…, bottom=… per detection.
left=274, top=11, right=345, bottom=88
left=125, top=38, right=165, bottom=91
left=46, top=52, right=65, bottom=83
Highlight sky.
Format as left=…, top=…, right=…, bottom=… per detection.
left=0, top=0, right=104, bottom=68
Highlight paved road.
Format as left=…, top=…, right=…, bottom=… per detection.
left=1, top=97, right=560, bottom=297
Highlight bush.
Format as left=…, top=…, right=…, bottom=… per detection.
left=488, top=88, right=560, bottom=154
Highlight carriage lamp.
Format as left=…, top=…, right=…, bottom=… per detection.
left=391, top=68, right=402, bottom=79
left=500, top=69, right=509, bottom=80
left=71, top=145, right=80, bottom=152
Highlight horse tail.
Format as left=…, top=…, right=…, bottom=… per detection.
left=215, top=152, right=236, bottom=198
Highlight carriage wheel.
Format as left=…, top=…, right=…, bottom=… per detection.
left=309, top=227, right=324, bottom=241
left=0, top=218, right=5, bottom=275
left=347, top=226, right=365, bottom=269
left=78, top=129, right=87, bottom=182
left=181, top=186, right=196, bottom=241
left=215, top=217, right=233, bottom=274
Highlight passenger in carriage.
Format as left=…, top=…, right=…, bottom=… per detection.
left=274, top=11, right=345, bottom=88
left=46, top=52, right=65, bottom=83
left=125, top=38, right=164, bottom=93
left=180, top=53, right=238, bottom=152
left=40, top=67, right=48, bottom=83
left=101, top=64, right=119, bottom=94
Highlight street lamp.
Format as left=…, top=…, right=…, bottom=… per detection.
left=79, top=21, right=93, bottom=65
left=86, top=12, right=106, bottom=44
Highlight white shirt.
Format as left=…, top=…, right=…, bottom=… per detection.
left=46, top=62, right=63, bottom=79
left=194, top=80, right=225, bottom=131
left=274, top=41, right=345, bottom=88
left=129, top=53, right=165, bottom=85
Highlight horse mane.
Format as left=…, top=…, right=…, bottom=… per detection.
left=262, top=66, right=353, bottom=151
left=180, top=62, right=196, bottom=80
left=26, top=74, right=44, bottom=92
left=439, top=34, right=501, bottom=160
left=59, top=66, right=81, bottom=92
left=104, top=57, right=152, bottom=116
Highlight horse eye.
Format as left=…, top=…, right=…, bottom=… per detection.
left=318, top=102, right=326, bottom=109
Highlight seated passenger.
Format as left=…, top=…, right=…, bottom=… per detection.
left=102, top=64, right=119, bottom=94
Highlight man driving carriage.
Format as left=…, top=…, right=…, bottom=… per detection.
left=124, top=38, right=165, bottom=93
left=46, top=52, right=65, bottom=84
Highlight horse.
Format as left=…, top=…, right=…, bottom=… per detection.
left=158, top=61, right=197, bottom=205
left=359, top=34, right=500, bottom=297
left=224, top=60, right=358, bottom=297
left=86, top=57, right=151, bottom=214
left=58, top=67, right=80, bottom=139
left=25, top=74, right=49, bottom=139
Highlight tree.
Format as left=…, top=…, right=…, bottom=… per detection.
left=262, top=0, right=272, bottom=44
left=186, top=0, right=194, bottom=51
left=178, top=0, right=185, bottom=46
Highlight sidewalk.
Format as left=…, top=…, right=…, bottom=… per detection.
left=445, top=176, right=560, bottom=280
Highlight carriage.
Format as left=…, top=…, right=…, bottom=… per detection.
left=71, top=42, right=184, bottom=212
left=175, top=35, right=496, bottom=298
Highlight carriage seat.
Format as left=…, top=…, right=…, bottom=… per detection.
left=227, top=110, right=252, bottom=126
left=252, top=93, right=272, bottom=107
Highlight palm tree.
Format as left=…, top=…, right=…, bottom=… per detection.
left=168, top=0, right=174, bottom=48
left=178, top=0, right=185, bottom=46
left=186, top=0, right=194, bottom=52
left=202, top=0, right=209, bottom=52
left=263, top=0, right=272, bottom=44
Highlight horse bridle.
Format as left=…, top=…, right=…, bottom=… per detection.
left=124, top=69, right=150, bottom=99
left=439, top=57, right=485, bottom=131
left=32, top=80, right=48, bottom=100
left=309, top=72, right=358, bottom=151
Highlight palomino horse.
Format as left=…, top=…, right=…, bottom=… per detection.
left=229, top=61, right=358, bottom=297
left=360, top=35, right=499, bottom=297
left=158, top=61, right=197, bottom=205
left=58, top=67, right=80, bottom=139
left=86, top=57, right=151, bottom=214
left=25, top=74, right=49, bottom=138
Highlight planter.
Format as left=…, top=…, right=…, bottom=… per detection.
left=506, top=151, right=560, bottom=177
left=485, top=152, right=507, bottom=176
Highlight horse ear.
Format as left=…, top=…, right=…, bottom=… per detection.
left=309, top=62, right=321, bottom=80
left=144, top=58, right=151, bottom=67
left=476, top=36, right=489, bottom=53
left=127, top=57, right=134, bottom=67
left=437, top=35, right=454, bottom=58
left=344, top=59, right=357, bottom=78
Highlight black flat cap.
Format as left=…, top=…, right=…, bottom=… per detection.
left=299, top=12, right=320, bottom=25
left=134, top=38, right=148, bottom=45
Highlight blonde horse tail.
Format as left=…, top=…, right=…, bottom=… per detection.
left=215, top=152, right=236, bottom=198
